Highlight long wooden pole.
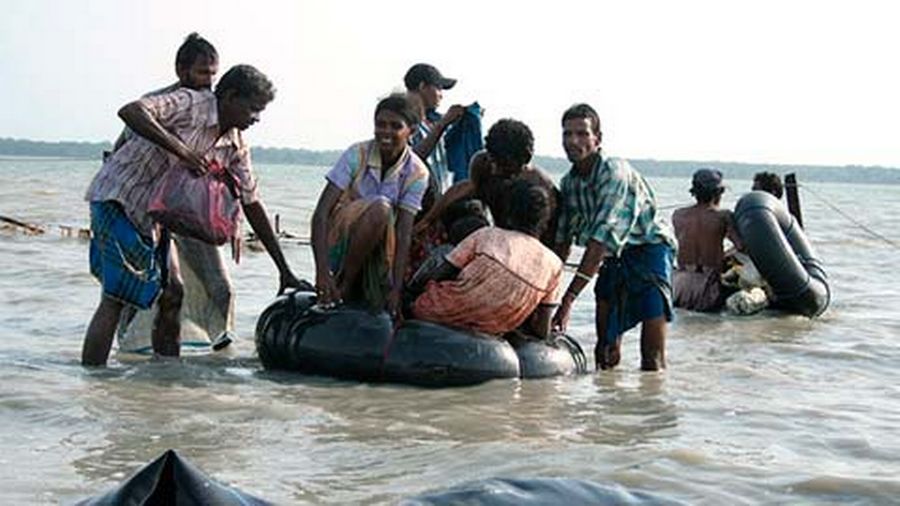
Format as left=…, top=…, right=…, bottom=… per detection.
left=785, top=173, right=803, bottom=228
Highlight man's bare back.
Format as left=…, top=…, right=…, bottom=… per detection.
left=672, top=204, right=739, bottom=271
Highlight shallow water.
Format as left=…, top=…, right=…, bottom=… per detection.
left=1, top=158, right=899, bottom=504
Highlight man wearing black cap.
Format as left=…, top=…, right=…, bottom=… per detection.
left=671, top=168, right=743, bottom=312
left=404, top=63, right=465, bottom=194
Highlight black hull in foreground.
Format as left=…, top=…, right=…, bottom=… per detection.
left=79, top=451, right=685, bottom=505
left=76, top=449, right=271, bottom=505
left=734, top=191, right=830, bottom=317
left=255, top=291, right=588, bottom=387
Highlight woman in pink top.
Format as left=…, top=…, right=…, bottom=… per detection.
left=411, top=179, right=563, bottom=338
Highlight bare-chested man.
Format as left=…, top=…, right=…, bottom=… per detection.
left=671, top=169, right=743, bottom=312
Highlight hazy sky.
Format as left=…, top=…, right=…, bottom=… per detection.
left=2, top=0, right=898, bottom=167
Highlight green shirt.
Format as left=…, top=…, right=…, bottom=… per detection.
left=555, top=152, right=675, bottom=256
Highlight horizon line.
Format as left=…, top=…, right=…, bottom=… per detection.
left=1, top=136, right=898, bottom=171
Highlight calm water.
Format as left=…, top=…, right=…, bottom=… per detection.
left=1, top=158, right=899, bottom=504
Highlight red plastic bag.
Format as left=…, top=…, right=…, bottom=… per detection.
left=148, top=160, right=242, bottom=245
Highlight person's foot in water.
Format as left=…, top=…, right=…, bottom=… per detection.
left=211, top=331, right=235, bottom=351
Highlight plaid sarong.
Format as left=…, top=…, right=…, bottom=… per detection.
left=89, top=201, right=169, bottom=309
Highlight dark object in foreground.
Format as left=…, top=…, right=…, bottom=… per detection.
left=255, top=290, right=587, bottom=386
left=76, top=449, right=271, bottom=505
left=784, top=172, right=803, bottom=228
left=734, top=191, right=829, bottom=317
left=400, top=477, right=688, bottom=505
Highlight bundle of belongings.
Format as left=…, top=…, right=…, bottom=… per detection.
left=720, top=251, right=770, bottom=315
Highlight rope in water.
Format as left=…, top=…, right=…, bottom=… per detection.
left=799, top=185, right=900, bottom=250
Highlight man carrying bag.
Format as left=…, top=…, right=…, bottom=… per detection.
left=82, top=64, right=305, bottom=366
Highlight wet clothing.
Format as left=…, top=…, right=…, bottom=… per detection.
left=673, top=265, right=725, bottom=312
left=594, top=243, right=674, bottom=345
left=86, top=88, right=259, bottom=237
left=555, top=152, right=675, bottom=255
left=413, top=227, right=563, bottom=335
left=443, top=102, right=484, bottom=182
left=89, top=201, right=170, bottom=309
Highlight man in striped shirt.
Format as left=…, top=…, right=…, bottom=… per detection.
left=111, top=33, right=239, bottom=353
left=551, top=104, right=676, bottom=371
left=82, top=64, right=305, bottom=366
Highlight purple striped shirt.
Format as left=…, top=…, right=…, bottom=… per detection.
left=85, top=89, right=259, bottom=235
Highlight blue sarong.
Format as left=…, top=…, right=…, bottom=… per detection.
left=89, top=201, right=169, bottom=309
left=594, top=243, right=674, bottom=345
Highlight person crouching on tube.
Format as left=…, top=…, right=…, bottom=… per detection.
left=408, top=179, right=564, bottom=339
left=311, top=94, right=429, bottom=317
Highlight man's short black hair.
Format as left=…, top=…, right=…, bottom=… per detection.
left=175, top=32, right=218, bottom=69
left=215, top=65, right=275, bottom=103
left=375, top=93, right=421, bottom=128
left=485, top=119, right=534, bottom=168
left=562, top=103, right=602, bottom=137
left=448, top=215, right=489, bottom=245
left=753, top=172, right=784, bottom=199
left=441, top=199, right=489, bottom=243
left=691, top=186, right=725, bottom=204
left=505, top=179, right=551, bottom=238
left=441, top=199, right=487, bottom=231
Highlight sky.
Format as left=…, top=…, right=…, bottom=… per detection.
left=1, top=0, right=898, bottom=167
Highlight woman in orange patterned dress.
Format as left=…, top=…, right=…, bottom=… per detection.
left=411, top=179, right=562, bottom=338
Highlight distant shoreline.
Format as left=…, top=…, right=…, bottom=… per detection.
left=2, top=137, right=899, bottom=185
left=0, top=155, right=95, bottom=161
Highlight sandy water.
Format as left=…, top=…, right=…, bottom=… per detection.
left=1, top=158, right=899, bottom=504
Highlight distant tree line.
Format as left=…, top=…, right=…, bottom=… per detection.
left=0, top=137, right=112, bottom=159
left=3, top=137, right=899, bottom=185
left=534, top=156, right=900, bottom=185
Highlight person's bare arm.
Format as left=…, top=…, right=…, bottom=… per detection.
left=388, top=209, right=417, bottom=316
left=414, top=180, right=475, bottom=233
left=552, top=239, right=608, bottom=331
left=118, top=101, right=208, bottom=174
left=724, top=210, right=744, bottom=251
left=412, top=105, right=465, bottom=160
left=243, top=201, right=305, bottom=294
left=527, top=305, right=555, bottom=339
left=311, top=183, right=342, bottom=304
left=553, top=240, right=572, bottom=262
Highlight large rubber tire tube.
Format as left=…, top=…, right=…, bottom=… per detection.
left=734, top=191, right=830, bottom=317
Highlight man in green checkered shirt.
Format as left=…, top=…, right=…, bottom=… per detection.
left=551, top=104, right=676, bottom=371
